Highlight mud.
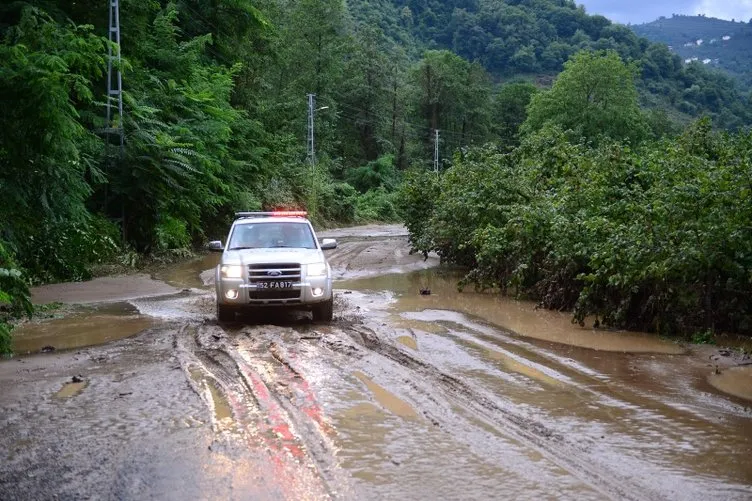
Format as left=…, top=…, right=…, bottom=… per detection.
left=709, top=365, right=752, bottom=402
left=343, top=269, right=684, bottom=354
left=2, top=224, right=752, bottom=501
left=31, top=273, right=180, bottom=305
left=12, top=302, right=157, bottom=354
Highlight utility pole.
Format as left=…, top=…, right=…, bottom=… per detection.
left=307, top=93, right=316, bottom=218
left=433, top=129, right=439, bottom=174
left=106, top=0, right=124, bottom=151
left=307, top=93, right=315, bottom=167
left=306, top=94, right=329, bottom=218
left=105, top=0, right=125, bottom=241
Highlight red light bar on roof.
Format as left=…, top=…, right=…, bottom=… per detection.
left=272, top=211, right=307, bottom=217
left=235, top=211, right=308, bottom=219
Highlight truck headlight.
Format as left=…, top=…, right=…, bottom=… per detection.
left=221, top=265, right=243, bottom=278
left=307, top=262, right=327, bottom=277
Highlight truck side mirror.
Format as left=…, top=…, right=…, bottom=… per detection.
left=320, top=238, right=337, bottom=250
left=208, top=240, right=224, bottom=252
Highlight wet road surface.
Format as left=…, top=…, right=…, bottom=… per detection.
left=2, top=225, right=751, bottom=500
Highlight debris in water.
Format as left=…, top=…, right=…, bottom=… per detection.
left=72, top=375, right=84, bottom=383
left=40, top=346, right=56, bottom=353
left=419, top=287, right=431, bottom=295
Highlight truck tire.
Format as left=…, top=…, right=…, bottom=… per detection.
left=312, top=297, right=333, bottom=322
left=217, top=304, right=236, bottom=323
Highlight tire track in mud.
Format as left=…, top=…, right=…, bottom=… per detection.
left=313, top=321, right=661, bottom=501
left=173, top=322, right=352, bottom=500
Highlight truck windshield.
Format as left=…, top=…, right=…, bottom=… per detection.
left=228, top=222, right=317, bottom=250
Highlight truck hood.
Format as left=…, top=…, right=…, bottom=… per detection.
left=221, top=248, right=326, bottom=266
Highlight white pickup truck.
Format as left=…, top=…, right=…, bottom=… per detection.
left=208, top=211, right=337, bottom=322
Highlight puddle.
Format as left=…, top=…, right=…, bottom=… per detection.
left=353, top=371, right=418, bottom=419
left=343, top=269, right=683, bottom=354
left=54, top=380, right=88, bottom=399
left=157, top=253, right=220, bottom=290
left=708, top=365, right=752, bottom=402
left=396, top=335, right=418, bottom=350
left=189, top=368, right=234, bottom=425
left=12, top=303, right=156, bottom=354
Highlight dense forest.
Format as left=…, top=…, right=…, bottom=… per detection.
left=633, top=14, right=752, bottom=90
left=1, top=0, right=751, bottom=351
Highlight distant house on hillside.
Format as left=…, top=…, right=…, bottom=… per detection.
left=696, top=39, right=703, bottom=45
left=702, top=58, right=711, bottom=64
left=722, top=35, right=731, bottom=41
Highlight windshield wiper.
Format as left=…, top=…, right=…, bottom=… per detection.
left=228, top=246, right=259, bottom=250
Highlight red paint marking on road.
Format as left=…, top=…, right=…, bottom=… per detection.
left=229, top=354, right=328, bottom=499
left=281, top=350, right=336, bottom=437
left=235, top=355, right=306, bottom=459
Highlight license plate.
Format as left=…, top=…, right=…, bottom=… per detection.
left=257, top=281, right=294, bottom=289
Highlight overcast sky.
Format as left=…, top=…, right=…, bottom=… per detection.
left=577, top=0, right=752, bottom=25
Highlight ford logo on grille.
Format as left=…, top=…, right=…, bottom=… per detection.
left=266, top=270, right=282, bottom=277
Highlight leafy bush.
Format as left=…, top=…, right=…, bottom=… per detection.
left=355, top=187, right=400, bottom=222
left=154, top=215, right=190, bottom=251
left=320, top=182, right=358, bottom=223
left=346, top=155, right=399, bottom=193
left=397, top=169, right=440, bottom=257
left=0, top=242, right=33, bottom=355
left=18, top=215, right=120, bottom=284
left=400, top=119, right=752, bottom=336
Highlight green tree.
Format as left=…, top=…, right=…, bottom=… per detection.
left=522, top=50, right=648, bottom=144
left=491, top=81, right=538, bottom=148
left=409, top=50, right=491, bottom=164
left=0, top=6, right=108, bottom=279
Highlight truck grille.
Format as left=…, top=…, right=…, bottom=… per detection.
left=247, top=263, right=302, bottom=301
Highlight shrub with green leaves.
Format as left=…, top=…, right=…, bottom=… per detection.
left=346, top=155, right=399, bottom=193
left=0, top=242, right=33, bottom=355
left=355, top=187, right=400, bottom=223
left=401, top=119, right=752, bottom=336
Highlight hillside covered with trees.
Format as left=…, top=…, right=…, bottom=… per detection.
left=1, top=0, right=751, bottom=350
left=348, top=0, right=752, bottom=128
left=633, top=14, right=752, bottom=89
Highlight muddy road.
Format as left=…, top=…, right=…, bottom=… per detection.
left=2, top=224, right=751, bottom=500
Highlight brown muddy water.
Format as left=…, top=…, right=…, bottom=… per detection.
left=12, top=302, right=157, bottom=354
left=341, top=268, right=684, bottom=354
left=157, top=253, right=220, bottom=290
left=321, top=282, right=752, bottom=499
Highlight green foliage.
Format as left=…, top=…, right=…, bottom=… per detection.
left=355, top=187, right=400, bottom=223
left=491, top=82, right=538, bottom=148
left=154, top=215, right=190, bottom=251
left=397, top=168, right=440, bottom=257
left=2, top=0, right=751, bottom=330
left=345, top=0, right=751, bottom=129
left=401, top=120, right=752, bottom=336
left=523, top=50, right=648, bottom=145
left=346, top=155, right=399, bottom=193
left=409, top=50, right=492, bottom=163
left=0, top=242, right=33, bottom=355
left=320, top=182, right=358, bottom=223
left=0, top=6, right=106, bottom=274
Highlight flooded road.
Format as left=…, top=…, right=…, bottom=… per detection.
left=2, top=224, right=751, bottom=500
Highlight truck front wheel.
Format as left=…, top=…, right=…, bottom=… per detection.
left=312, top=297, right=333, bottom=322
left=217, top=304, right=236, bottom=323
